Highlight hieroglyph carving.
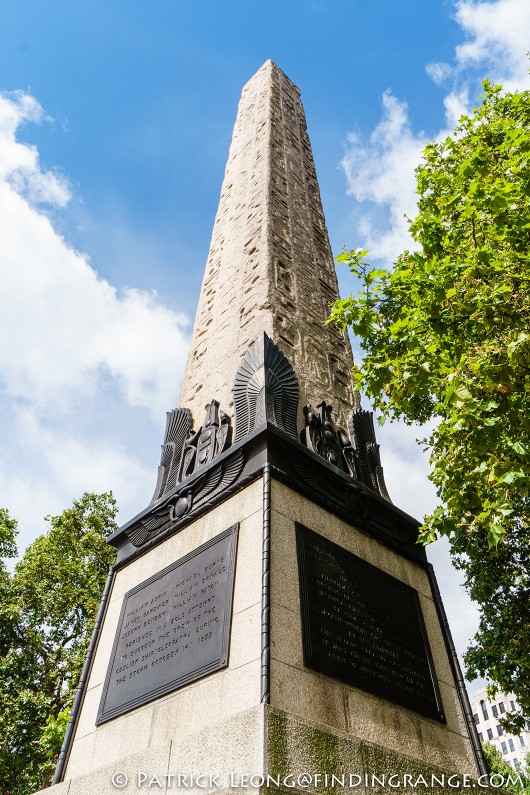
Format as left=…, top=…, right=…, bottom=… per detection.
left=125, top=450, right=245, bottom=548
left=151, top=408, right=193, bottom=503
left=178, top=400, right=232, bottom=482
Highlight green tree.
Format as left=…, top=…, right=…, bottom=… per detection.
left=0, top=493, right=117, bottom=795
left=481, top=743, right=530, bottom=794
left=329, top=80, right=530, bottom=729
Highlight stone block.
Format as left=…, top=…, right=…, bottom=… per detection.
left=418, top=594, right=455, bottom=687
left=149, top=671, right=223, bottom=747
left=64, top=731, right=96, bottom=780
left=89, top=703, right=154, bottom=771
left=436, top=680, right=469, bottom=737
left=68, top=741, right=171, bottom=795
left=74, top=684, right=103, bottom=739
left=232, top=507, right=263, bottom=615
left=168, top=705, right=265, bottom=794
left=221, top=658, right=261, bottom=719
left=346, top=687, right=423, bottom=761
left=361, top=742, right=450, bottom=795
left=87, top=598, right=123, bottom=690
left=270, top=601, right=303, bottom=669
left=265, top=706, right=366, bottom=795
left=229, top=602, right=262, bottom=669
left=32, top=783, right=71, bottom=795
left=418, top=720, right=476, bottom=776
left=270, top=510, right=299, bottom=613
left=270, top=659, right=347, bottom=732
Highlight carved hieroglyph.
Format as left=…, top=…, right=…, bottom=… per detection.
left=180, top=60, right=354, bottom=429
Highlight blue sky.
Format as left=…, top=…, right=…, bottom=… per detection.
left=1, top=0, right=529, bottom=682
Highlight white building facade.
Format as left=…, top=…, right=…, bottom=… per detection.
left=471, top=686, right=530, bottom=770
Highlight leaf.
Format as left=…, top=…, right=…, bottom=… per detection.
left=499, top=470, right=525, bottom=484
left=451, top=418, right=467, bottom=431
left=447, top=384, right=473, bottom=407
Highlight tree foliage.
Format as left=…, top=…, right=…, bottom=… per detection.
left=329, top=80, right=530, bottom=729
left=0, top=493, right=117, bottom=795
left=481, top=743, right=530, bottom=793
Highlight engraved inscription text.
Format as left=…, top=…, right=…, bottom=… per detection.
left=296, top=524, right=444, bottom=722
left=97, top=525, right=238, bottom=723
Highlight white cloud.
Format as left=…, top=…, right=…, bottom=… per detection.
left=0, top=91, right=70, bottom=207
left=425, top=62, right=454, bottom=86
left=443, top=88, right=471, bottom=127
left=0, top=91, right=190, bottom=419
left=340, top=87, right=473, bottom=265
left=341, top=0, right=530, bottom=267
left=341, top=92, right=425, bottom=261
left=1, top=408, right=155, bottom=550
left=455, top=0, right=530, bottom=91
left=0, top=91, right=191, bottom=549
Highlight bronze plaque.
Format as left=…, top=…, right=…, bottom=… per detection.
left=97, top=525, right=238, bottom=724
left=296, top=524, right=444, bottom=722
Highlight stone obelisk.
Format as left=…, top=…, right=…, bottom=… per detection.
left=42, top=62, right=488, bottom=795
left=181, top=60, right=354, bottom=429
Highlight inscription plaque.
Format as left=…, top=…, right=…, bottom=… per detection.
left=97, top=525, right=238, bottom=724
left=296, top=524, right=445, bottom=722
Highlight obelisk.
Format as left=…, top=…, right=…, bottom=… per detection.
left=42, top=62, right=488, bottom=795
left=180, top=60, right=354, bottom=430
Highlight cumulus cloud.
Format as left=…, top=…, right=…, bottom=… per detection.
left=341, top=0, right=530, bottom=267
left=340, top=85, right=474, bottom=264
left=341, top=91, right=428, bottom=261
left=455, top=0, right=530, bottom=91
left=0, top=91, right=191, bottom=547
left=425, top=62, right=454, bottom=86
left=0, top=91, right=70, bottom=206
left=1, top=408, right=155, bottom=548
left=0, top=91, right=190, bottom=419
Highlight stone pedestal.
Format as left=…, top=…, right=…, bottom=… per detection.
left=37, top=436, right=486, bottom=794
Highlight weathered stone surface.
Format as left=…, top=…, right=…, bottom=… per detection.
left=64, top=480, right=263, bottom=781
left=269, top=479, right=478, bottom=774
left=179, top=60, right=354, bottom=430
left=265, top=706, right=365, bottom=795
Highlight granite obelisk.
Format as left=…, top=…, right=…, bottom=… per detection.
left=180, top=60, right=354, bottom=430
left=42, top=62, right=488, bottom=795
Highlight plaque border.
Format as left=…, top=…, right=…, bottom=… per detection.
left=96, top=524, right=239, bottom=724
left=296, top=523, right=445, bottom=723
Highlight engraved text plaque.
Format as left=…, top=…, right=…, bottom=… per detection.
left=97, top=525, right=238, bottom=723
left=296, top=524, right=444, bottom=721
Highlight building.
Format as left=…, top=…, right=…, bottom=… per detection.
left=471, top=686, right=530, bottom=770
